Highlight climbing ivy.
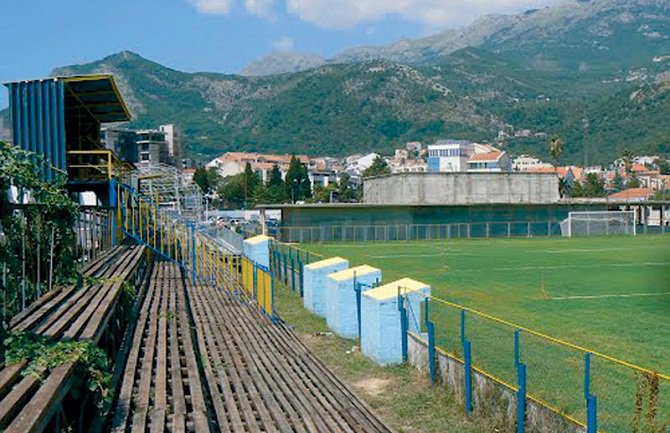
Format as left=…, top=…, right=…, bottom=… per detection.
left=0, top=142, right=79, bottom=348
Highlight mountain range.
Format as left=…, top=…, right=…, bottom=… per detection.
left=1, top=0, right=669, bottom=164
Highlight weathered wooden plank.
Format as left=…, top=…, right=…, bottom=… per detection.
left=130, top=263, right=165, bottom=433
left=111, top=262, right=159, bottom=433
left=173, top=268, right=211, bottom=433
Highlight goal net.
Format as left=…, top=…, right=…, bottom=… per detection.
left=560, top=211, right=636, bottom=237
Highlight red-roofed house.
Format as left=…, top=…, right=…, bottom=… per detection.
left=608, top=188, right=654, bottom=202
left=466, top=150, right=511, bottom=172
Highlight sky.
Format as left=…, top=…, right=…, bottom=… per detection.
left=0, top=0, right=560, bottom=109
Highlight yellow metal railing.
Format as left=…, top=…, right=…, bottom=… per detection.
left=67, top=149, right=133, bottom=181
left=117, top=183, right=274, bottom=318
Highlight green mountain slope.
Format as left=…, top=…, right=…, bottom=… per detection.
left=48, top=52, right=499, bottom=158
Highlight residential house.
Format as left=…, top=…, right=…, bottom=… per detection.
left=512, top=155, right=553, bottom=172
left=466, top=150, right=512, bottom=172
left=426, top=140, right=474, bottom=172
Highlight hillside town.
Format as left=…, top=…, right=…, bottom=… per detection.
left=192, top=139, right=670, bottom=206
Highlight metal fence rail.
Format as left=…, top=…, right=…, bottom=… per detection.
left=117, top=184, right=275, bottom=318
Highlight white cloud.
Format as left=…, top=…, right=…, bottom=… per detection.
left=273, top=36, right=295, bottom=51
left=285, top=0, right=559, bottom=28
left=188, top=0, right=233, bottom=14
left=188, top=0, right=560, bottom=29
left=245, top=0, right=276, bottom=18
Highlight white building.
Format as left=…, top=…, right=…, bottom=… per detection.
left=426, top=140, right=474, bottom=172
left=512, top=155, right=553, bottom=172
left=159, top=124, right=181, bottom=165
left=345, top=153, right=379, bottom=175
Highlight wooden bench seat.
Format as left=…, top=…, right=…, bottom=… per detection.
left=0, top=244, right=148, bottom=433
left=187, top=279, right=394, bottom=433
left=110, top=262, right=211, bottom=433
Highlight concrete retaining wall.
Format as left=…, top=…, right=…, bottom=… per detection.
left=407, top=333, right=583, bottom=433
left=364, top=173, right=560, bottom=205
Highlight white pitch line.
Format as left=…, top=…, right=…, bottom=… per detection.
left=368, top=253, right=447, bottom=259
left=551, top=292, right=670, bottom=301
left=481, top=262, right=668, bottom=272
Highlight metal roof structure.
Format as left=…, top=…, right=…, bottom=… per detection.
left=59, top=75, right=132, bottom=123
left=4, top=74, right=131, bottom=180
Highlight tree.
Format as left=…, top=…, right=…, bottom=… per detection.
left=264, top=164, right=288, bottom=204
left=549, top=135, right=564, bottom=166
left=193, top=167, right=221, bottom=195
left=218, top=175, right=245, bottom=209
left=626, top=174, right=641, bottom=189
left=312, top=184, right=337, bottom=203
left=621, top=149, right=634, bottom=174
left=573, top=173, right=606, bottom=197
left=337, top=172, right=357, bottom=203
left=285, top=156, right=311, bottom=203
left=362, top=155, right=391, bottom=178
left=558, top=177, right=572, bottom=198
left=654, top=158, right=670, bottom=175
left=243, top=162, right=261, bottom=207
left=612, top=173, right=625, bottom=192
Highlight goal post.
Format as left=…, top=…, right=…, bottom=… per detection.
left=560, top=211, right=636, bottom=237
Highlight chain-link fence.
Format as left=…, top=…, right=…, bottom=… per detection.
left=279, top=221, right=564, bottom=243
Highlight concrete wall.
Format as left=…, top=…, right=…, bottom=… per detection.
left=407, top=333, right=583, bottom=433
left=363, top=173, right=560, bottom=205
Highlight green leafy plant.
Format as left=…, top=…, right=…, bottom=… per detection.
left=3, top=331, right=113, bottom=413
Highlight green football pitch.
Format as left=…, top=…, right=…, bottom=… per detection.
left=302, top=235, right=670, bottom=376
left=297, top=235, right=670, bottom=431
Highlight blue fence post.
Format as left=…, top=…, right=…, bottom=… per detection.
left=283, top=252, right=288, bottom=284
left=290, top=257, right=296, bottom=291
left=399, top=294, right=408, bottom=362
left=464, top=340, right=473, bottom=414
left=584, top=353, right=598, bottom=433
left=253, top=262, right=258, bottom=300
left=584, top=352, right=591, bottom=401
left=190, top=224, right=196, bottom=285
left=587, top=395, right=597, bottom=433
left=428, top=321, right=436, bottom=386
left=270, top=272, right=276, bottom=323
left=355, top=282, right=362, bottom=339
left=517, top=363, right=527, bottom=433
left=424, top=299, right=436, bottom=385
left=298, top=259, right=304, bottom=297
left=514, top=329, right=526, bottom=433
left=110, top=177, right=117, bottom=246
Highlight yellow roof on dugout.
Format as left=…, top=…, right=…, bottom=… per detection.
left=305, top=257, right=347, bottom=270
left=363, top=278, right=429, bottom=301
left=244, top=235, right=272, bottom=245
left=328, top=265, right=379, bottom=282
